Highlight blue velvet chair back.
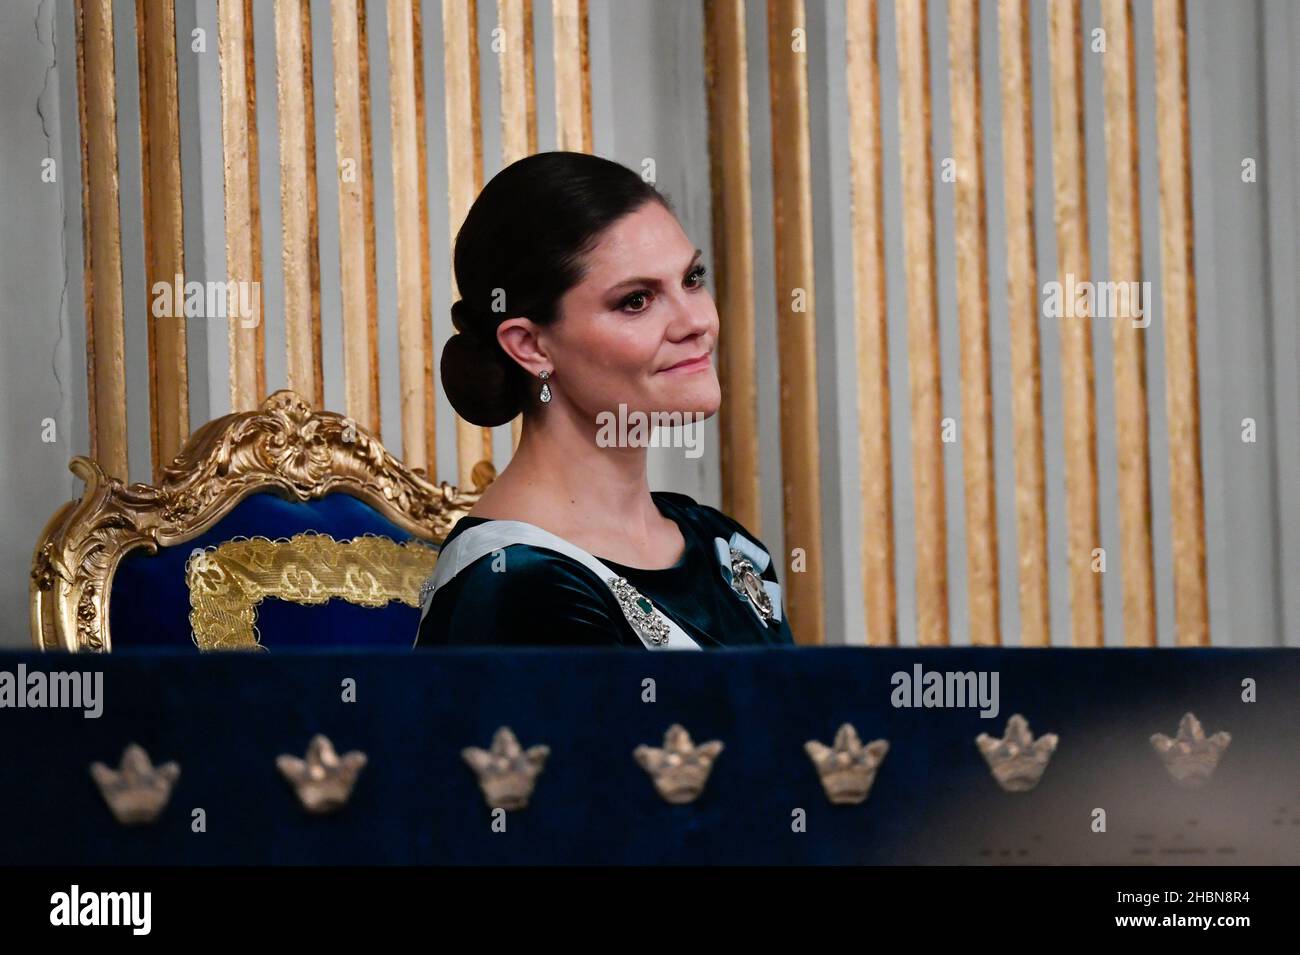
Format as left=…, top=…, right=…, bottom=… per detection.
left=111, top=492, right=432, bottom=649
left=30, top=391, right=485, bottom=652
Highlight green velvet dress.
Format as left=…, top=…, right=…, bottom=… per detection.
left=415, top=491, right=796, bottom=648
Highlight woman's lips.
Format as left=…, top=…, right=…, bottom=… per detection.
left=659, top=354, right=712, bottom=374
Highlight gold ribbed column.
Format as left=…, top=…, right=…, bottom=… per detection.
left=997, top=0, right=1049, bottom=646
left=846, top=0, right=895, bottom=645
left=766, top=0, right=825, bottom=645
left=135, top=0, right=188, bottom=478
left=276, top=0, right=323, bottom=407
left=552, top=0, right=592, bottom=152
left=359, top=1, right=381, bottom=434
left=75, top=0, right=128, bottom=480
left=896, top=0, right=948, bottom=645
left=1153, top=0, right=1209, bottom=646
left=1101, top=0, right=1157, bottom=646
left=443, top=0, right=488, bottom=487
left=389, top=0, right=430, bottom=472
left=1048, top=0, right=1103, bottom=647
left=246, top=0, right=267, bottom=405
left=705, top=0, right=761, bottom=536
left=218, top=0, right=265, bottom=411
left=331, top=0, right=381, bottom=434
left=949, top=0, right=999, bottom=645
left=412, top=3, right=435, bottom=473
left=498, top=0, right=538, bottom=453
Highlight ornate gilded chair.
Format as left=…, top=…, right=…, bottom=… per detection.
left=29, top=391, right=489, bottom=651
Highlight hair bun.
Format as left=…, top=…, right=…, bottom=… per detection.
left=450, top=298, right=487, bottom=337
left=442, top=301, right=521, bottom=428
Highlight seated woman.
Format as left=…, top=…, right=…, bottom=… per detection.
left=415, top=151, right=794, bottom=649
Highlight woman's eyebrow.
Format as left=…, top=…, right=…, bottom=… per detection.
left=604, top=249, right=704, bottom=294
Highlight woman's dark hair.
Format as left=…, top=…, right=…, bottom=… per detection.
left=442, top=151, right=672, bottom=426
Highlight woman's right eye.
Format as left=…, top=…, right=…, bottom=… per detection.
left=620, top=291, right=651, bottom=313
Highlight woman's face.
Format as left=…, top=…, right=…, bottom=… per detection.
left=534, top=200, right=721, bottom=424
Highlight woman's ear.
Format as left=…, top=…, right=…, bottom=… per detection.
left=497, top=317, right=550, bottom=376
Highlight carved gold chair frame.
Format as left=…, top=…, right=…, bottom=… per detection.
left=29, top=390, right=491, bottom=652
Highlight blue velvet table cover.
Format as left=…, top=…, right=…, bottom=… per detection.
left=0, top=647, right=1296, bottom=865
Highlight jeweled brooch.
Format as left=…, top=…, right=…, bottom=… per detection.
left=714, top=532, right=780, bottom=627
left=607, top=576, right=671, bottom=646
left=728, top=547, right=774, bottom=622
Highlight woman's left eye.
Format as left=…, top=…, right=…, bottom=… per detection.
left=618, top=266, right=707, bottom=312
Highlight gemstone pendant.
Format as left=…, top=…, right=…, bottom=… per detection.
left=540, top=382, right=552, bottom=403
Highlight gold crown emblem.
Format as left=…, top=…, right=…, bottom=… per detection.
left=634, top=724, right=724, bottom=804
left=89, top=743, right=180, bottom=825
left=976, top=714, right=1058, bottom=792
left=276, top=735, right=368, bottom=813
left=461, top=727, right=550, bottom=811
left=804, top=724, right=889, bottom=805
left=1150, top=712, right=1231, bottom=789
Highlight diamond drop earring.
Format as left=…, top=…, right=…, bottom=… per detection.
left=538, top=369, right=552, bottom=404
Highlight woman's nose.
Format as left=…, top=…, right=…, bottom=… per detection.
left=669, top=291, right=716, bottom=339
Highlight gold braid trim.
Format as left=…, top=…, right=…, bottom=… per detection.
left=186, top=532, right=439, bottom=650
